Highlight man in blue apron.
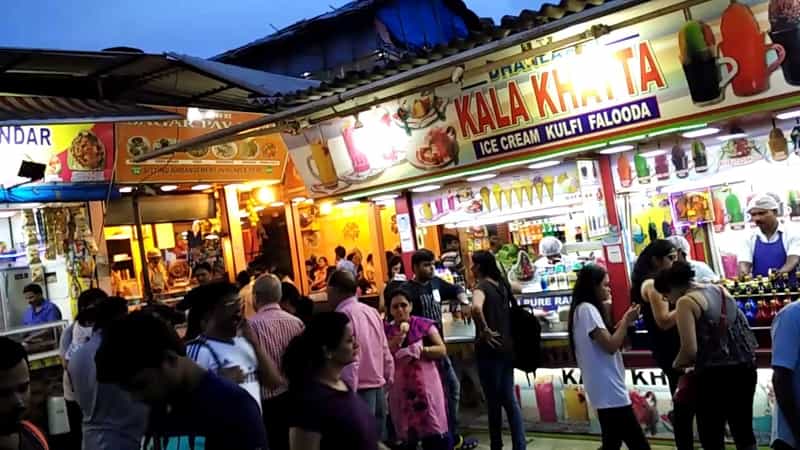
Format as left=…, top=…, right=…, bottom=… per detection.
left=738, top=194, right=800, bottom=278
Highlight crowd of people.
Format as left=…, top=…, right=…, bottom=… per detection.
left=6, top=200, right=800, bottom=450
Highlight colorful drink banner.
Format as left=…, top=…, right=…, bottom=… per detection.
left=116, top=107, right=288, bottom=183
left=283, top=0, right=800, bottom=197
left=0, top=123, right=114, bottom=185
left=509, top=367, right=774, bottom=444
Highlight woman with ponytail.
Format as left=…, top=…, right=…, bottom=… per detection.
left=282, top=312, right=387, bottom=450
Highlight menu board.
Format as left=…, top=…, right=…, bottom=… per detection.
left=116, top=108, right=288, bottom=183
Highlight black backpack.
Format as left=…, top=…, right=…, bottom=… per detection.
left=508, top=292, right=542, bottom=376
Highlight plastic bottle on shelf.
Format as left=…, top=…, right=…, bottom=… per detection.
left=744, top=298, right=757, bottom=325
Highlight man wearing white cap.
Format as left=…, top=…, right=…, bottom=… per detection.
left=666, top=235, right=719, bottom=282
left=738, top=193, right=800, bottom=278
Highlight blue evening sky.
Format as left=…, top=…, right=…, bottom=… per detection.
left=1, top=0, right=544, bottom=58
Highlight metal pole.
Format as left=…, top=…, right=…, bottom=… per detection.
left=132, top=193, right=152, bottom=303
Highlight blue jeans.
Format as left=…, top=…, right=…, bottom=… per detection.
left=437, top=356, right=460, bottom=441
left=477, top=355, right=527, bottom=450
left=358, top=387, right=387, bottom=441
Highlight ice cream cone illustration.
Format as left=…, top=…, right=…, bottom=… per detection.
left=521, top=179, right=534, bottom=205
left=480, top=187, right=491, bottom=211
left=533, top=176, right=544, bottom=203
left=512, top=180, right=524, bottom=207
left=543, top=175, right=555, bottom=201
left=503, top=187, right=512, bottom=209
left=492, top=184, right=503, bottom=210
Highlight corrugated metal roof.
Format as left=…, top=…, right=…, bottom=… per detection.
left=214, top=0, right=621, bottom=113
left=0, top=48, right=318, bottom=113
left=0, top=95, right=181, bottom=126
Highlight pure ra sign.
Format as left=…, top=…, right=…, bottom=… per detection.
left=455, top=40, right=666, bottom=140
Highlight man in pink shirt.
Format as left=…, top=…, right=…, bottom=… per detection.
left=249, top=273, right=304, bottom=450
left=327, top=269, right=394, bottom=439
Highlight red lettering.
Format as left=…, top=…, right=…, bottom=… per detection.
left=552, top=69, right=579, bottom=113
left=507, top=81, right=530, bottom=125
left=454, top=95, right=478, bottom=138
left=488, top=88, right=511, bottom=128
left=530, top=72, right=557, bottom=118
left=639, top=42, right=666, bottom=92
left=613, top=47, right=636, bottom=96
left=474, top=92, right=496, bottom=134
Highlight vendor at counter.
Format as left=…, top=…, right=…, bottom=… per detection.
left=535, top=237, right=571, bottom=269
left=738, top=194, right=800, bottom=278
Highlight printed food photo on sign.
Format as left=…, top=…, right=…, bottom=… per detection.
left=34, top=124, right=114, bottom=183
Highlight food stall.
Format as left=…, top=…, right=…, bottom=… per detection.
left=273, top=0, right=800, bottom=442
left=112, top=108, right=290, bottom=302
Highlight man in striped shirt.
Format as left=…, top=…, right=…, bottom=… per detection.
left=249, top=274, right=304, bottom=450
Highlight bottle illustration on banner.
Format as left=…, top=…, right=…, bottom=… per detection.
left=692, top=140, right=709, bottom=172
left=726, top=191, right=746, bottom=229
left=678, top=19, right=738, bottom=104
left=769, top=0, right=800, bottom=85
left=769, top=120, right=790, bottom=161
left=654, top=153, right=670, bottom=180
left=671, top=143, right=689, bottom=178
left=719, top=1, right=785, bottom=96
left=634, top=151, right=651, bottom=184
left=791, top=119, right=800, bottom=153
left=617, top=154, right=633, bottom=187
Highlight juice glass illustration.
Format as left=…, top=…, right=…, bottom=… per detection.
left=306, top=142, right=338, bottom=188
left=434, top=197, right=445, bottom=215
left=770, top=0, right=800, bottom=85
left=420, top=202, right=433, bottom=221
left=342, top=126, right=371, bottom=175
left=679, top=20, right=738, bottom=104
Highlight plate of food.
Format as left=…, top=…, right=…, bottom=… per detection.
left=68, top=130, right=106, bottom=171
left=186, top=147, right=209, bottom=158
left=242, top=140, right=260, bottom=159
left=153, top=137, right=176, bottom=151
left=211, top=142, right=238, bottom=160
left=127, top=136, right=150, bottom=158
left=407, top=126, right=459, bottom=170
left=393, top=92, right=449, bottom=132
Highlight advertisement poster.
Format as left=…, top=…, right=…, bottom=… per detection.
left=283, top=0, right=800, bottom=197
left=0, top=123, right=114, bottom=185
left=116, top=108, right=288, bottom=183
left=494, top=367, right=775, bottom=444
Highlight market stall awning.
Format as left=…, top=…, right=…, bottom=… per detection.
left=0, top=47, right=319, bottom=113
left=0, top=95, right=181, bottom=126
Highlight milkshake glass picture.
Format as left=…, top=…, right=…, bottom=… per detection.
left=342, top=126, right=373, bottom=179
left=719, top=2, right=785, bottom=96
left=769, top=0, right=800, bottom=85
left=679, top=20, right=738, bottom=104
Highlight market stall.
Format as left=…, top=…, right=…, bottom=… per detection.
left=274, top=0, right=800, bottom=442
left=111, top=108, right=290, bottom=302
